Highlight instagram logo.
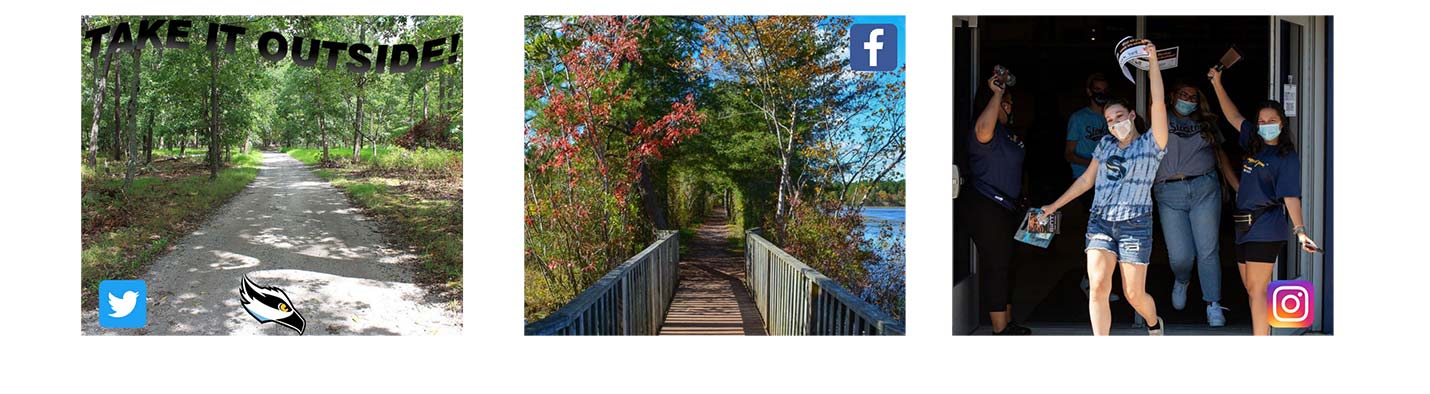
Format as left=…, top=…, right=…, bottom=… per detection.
left=1268, top=280, right=1314, bottom=328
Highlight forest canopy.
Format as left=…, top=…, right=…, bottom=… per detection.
left=84, top=18, right=461, bottom=73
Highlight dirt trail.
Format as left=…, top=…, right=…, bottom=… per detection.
left=81, top=152, right=461, bottom=335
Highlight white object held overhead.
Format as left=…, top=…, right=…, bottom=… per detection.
left=1115, top=36, right=1180, bottom=83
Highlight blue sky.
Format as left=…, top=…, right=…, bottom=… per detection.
left=847, top=16, right=907, bottom=181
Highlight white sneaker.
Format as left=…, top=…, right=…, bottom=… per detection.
left=1171, top=280, right=1189, bottom=311
left=1081, top=276, right=1122, bottom=302
left=1207, top=302, right=1229, bottom=327
left=1147, top=317, right=1165, bottom=336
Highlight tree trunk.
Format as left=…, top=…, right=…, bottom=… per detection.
left=87, top=28, right=113, bottom=168
left=208, top=41, right=221, bottom=179
left=776, top=151, right=790, bottom=219
left=144, top=110, right=154, bottom=164
left=353, top=26, right=367, bottom=161
left=316, top=73, right=328, bottom=162
left=353, top=78, right=364, bottom=161
left=122, top=46, right=142, bottom=190
left=141, top=46, right=165, bottom=165
left=638, top=161, right=669, bottom=230
left=422, top=79, right=429, bottom=119
left=111, top=57, right=123, bottom=161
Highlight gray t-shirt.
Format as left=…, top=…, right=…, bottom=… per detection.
left=1154, top=111, right=1220, bottom=182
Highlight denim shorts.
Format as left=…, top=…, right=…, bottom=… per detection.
left=1085, top=214, right=1155, bottom=264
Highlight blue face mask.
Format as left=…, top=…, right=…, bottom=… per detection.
left=1258, top=123, right=1282, bottom=141
left=1174, top=99, right=1197, bottom=116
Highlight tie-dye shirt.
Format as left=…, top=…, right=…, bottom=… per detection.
left=1090, top=130, right=1167, bottom=221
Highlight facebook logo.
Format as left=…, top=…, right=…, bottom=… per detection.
left=850, top=24, right=898, bottom=72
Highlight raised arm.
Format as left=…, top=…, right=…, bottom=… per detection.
left=974, top=76, right=1005, bottom=144
left=1147, top=41, right=1169, bottom=150
left=1208, top=67, right=1246, bottom=129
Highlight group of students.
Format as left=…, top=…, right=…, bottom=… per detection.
left=965, top=39, right=1319, bottom=335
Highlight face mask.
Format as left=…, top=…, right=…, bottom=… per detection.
left=1175, top=99, right=1197, bottom=116
left=1092, top=92, right=1109, bottom=105
left=1258, top=123, right=1281, bottom=141
left=1109, top=118, right=1134, bottom=140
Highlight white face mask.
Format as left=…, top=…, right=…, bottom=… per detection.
left=1109, top=118, right=1134, bottom=140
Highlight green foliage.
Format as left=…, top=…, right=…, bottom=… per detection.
left=80, top=151, right=262, bottom=301
left=298, top=146, right=464, bottom=296
left=523, top=16, right=906, bottom=322
left=80, top=15, right=466, bottom=307
left=82, top=16, right=462, bottom=166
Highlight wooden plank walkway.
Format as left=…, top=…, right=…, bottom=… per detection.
left=659, top=208, right=766, bottom=336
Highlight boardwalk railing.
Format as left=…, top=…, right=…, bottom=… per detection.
left=744, top=229, right=905, bottom=335
left=525, top=230, right=680, bottom=335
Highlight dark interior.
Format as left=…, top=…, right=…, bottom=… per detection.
left=955, top=16, right=1271, bottom=327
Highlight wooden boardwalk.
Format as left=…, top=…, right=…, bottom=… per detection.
left=659, top=208, right=766, bottom=336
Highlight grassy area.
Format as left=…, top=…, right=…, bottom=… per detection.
left=149, top=147, right=208, bottom=157
left=283, top=146, right=463, bottom=301
left=81, top=151, right=262, bottom=303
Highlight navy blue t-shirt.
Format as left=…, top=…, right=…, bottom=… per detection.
left=1235, top=119, right=1301, bottom=244
left=969, top=123, right=1025, bottom=210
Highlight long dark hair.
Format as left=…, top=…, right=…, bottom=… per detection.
left=1169, top=80, right=1220, bottom=142
left=1247, top=100, right=1297, bottom=156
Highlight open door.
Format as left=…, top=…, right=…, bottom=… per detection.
left=951, top=15, right=980, bottom=335
left=1270, top=15, right=1329, bottom=335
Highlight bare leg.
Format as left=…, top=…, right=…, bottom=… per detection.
left=1238, top=263, right=1249, bottom=292
left=991, top=311, right=1009, bottom=332
left=1087, top=249, right=1118, bottom=335
left=1244, top=262, right=1275, bottom=336
left=1119, top=262, right=1159, bottom=324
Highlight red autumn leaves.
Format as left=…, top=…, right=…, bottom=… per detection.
left=525, top=16, right=704, bottom=280
left=526, top=16, right=704, bottom=203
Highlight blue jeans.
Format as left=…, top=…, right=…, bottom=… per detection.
left=1153, top=172, right=1222, bottom=303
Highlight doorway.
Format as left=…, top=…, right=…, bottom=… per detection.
left=953, top=16, right=1329, bottom=335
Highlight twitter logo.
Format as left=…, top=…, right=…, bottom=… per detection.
left=99, top=280, right=146, bottom=328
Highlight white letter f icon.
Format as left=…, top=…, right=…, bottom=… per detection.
left=863, top=28, right=885, bottom=68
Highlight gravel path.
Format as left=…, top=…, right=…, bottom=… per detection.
left=81, top=152, right=462, bottom=335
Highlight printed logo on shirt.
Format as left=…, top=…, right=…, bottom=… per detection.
left=1008, top=133, right=1024, bottom=149
left=1084, top=125, right=1109, bottom=141
left=1105, top=155, right=1128, bottom=181
left=1242, top=157, right=1267, bottom=174
left=1169, top=121, right=1202, bottom=138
